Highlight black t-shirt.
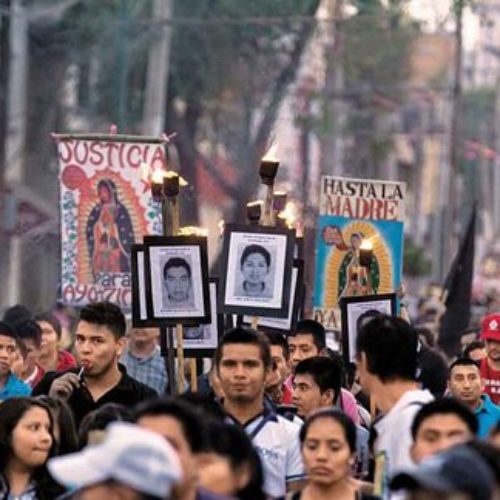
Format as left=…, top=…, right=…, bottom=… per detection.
left=32, top=364, right=157, bottom=426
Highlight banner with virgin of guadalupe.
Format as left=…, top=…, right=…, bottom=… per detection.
left=313, top=176, right=406, bottom=329
left=55, top=134, right=166, bottom=309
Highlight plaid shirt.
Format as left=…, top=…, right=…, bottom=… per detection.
left=120, top=345, right=168, bottom=395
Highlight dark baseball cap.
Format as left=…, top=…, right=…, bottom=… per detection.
left=391, top=445, right=494, bottom=500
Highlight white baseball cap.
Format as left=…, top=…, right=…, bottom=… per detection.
left=48, top=422, right=182, bottom=498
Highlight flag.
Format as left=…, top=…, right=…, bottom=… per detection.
left=438, top=204, right=477, bottom=357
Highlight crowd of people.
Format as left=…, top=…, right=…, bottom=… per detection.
left=0, top=299, right=499, bottom=499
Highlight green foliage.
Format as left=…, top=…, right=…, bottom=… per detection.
left=304, top=0, right=420, bottom=178
left=344, top=0, right=418, bottom=86
left=169, top=0, right=320, bottom=150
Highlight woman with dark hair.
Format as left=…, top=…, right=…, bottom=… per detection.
left=35, top=396, right=78, bottom=456
left=0, top=397, right=64, bottom=499
left=78, top=403, right=133, bottom=449
left=237, top=244, right=272, bottom=298
left=199, top=421, right=266, bottom=500
left=291, top=408, right=375, bottom=500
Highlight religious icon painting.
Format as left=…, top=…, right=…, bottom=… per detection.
left=221, top=224, right=295, bottom=318
left=55, top=134, right=167, bottom=310
left=143, top=235, right=210, bottom=326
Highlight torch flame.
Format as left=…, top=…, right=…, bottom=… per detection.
left=151, top=168, right=166, bottom=185
left=165, top=170, right=189, bottom=187
left=261, top=143, right=279, bottom=163
left=360, top=238, right=374, bottom=251
left=279, top=201, right=298, bottom=228
left=246, top=200, right=263, bottom=209
left=179, top=226, right=208, bottom=237
left=141, top=162, right=152, bottom=183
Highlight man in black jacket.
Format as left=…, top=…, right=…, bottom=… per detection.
left=33, top=301, right=156, bottom=426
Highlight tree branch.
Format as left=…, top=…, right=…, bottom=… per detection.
left=252, top=7, right=319, bottom=153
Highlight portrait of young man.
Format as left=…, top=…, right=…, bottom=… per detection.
left=162, top=257, right=194, bottom=309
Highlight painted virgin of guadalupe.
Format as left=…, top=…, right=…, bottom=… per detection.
left=86, top=179, right=134, bottom=278
left=338, top=232, right=380, bottom=299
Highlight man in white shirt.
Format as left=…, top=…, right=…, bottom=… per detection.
left=215, top=327, right=305, bottom=498
left=355, top=315, right=433, bottom=498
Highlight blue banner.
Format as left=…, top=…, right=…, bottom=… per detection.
left=313, top=176, right=405, bottom=329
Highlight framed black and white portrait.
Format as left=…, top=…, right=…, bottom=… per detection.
left=339, top=293, right=397, bottom=363
left=221, top=224, right=295, bottom=317
left=172, top=279, right=222, bottom=357
left=143, top=236, right=210, bottom=325
left=240, top=259, right=304, bottom=332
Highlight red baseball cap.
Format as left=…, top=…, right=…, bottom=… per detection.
left=481, top=314, right=500, bottom=342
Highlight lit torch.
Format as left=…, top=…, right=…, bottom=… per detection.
left=259, top=144, right=280, bottom=186
left=259, top=144, right=280, bottom=226
left=246, top=201, right=263, bottom=225
left=359, top=239, right=374, bottom=267
left=150, top=168, right=166, bottom=200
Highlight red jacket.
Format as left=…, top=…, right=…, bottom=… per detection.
left=56, top=350, right=77, bottom=371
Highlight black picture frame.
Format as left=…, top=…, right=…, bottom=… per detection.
left=143, top=235, right=211, bottom=326
left=220, top=224, right=296, bottom=318
left=294, top=237, right=304, bottom=260
left=172, top=278, right=223, bottom=357
left=131, top=244, right=158, bottom=328
left=239, top=259, right=304, bottom=332
left=339, top=293, right=397, bottom=363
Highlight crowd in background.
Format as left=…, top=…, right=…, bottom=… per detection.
left=0, top=296, right=499, bottom=499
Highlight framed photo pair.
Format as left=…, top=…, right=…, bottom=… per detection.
left=220, top=224, right=296, bottom=318
left=131, top=236, right=210, bottom=327
left=131, top=246, right=221, bottom=355
left=339, top=293, right=397, bottom=363
left=239, top=259, right=304, bottom=332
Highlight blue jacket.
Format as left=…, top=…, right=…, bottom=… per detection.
left=0, top=372, right=31, bottom=401
left=475, top=394, right=500, bottom=438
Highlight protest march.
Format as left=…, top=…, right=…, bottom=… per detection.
left=2, top=2, right=500, bottom=500
left=0, top=130, right=499, bottom=500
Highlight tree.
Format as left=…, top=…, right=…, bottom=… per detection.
left=322, top=0, right=418, bottom=179
left=166, top=0, right=321, bottom=225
